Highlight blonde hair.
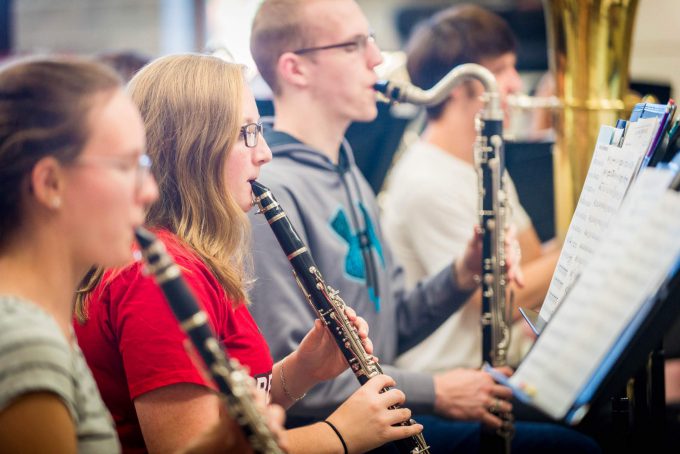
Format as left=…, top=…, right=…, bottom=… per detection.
left=130, top=54, right=251, bottom=304
left=250, top=0, right=319, bottom=94
left=76, top=54, right=251, bottom=321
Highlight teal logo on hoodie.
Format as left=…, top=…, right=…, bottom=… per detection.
left=329, top=203, right=385, bottom=310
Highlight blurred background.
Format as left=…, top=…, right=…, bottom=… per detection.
left=2, top=0, right=678, bottom=257
left=3, top=0, right=678, bottom=97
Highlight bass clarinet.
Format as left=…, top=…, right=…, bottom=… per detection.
left=251, top=181, right=430, bottom=454
left=375, top=63, right=514, bottom=453
left=134, top=226, right=283, bottom=454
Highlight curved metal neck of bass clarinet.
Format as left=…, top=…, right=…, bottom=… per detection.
left=374, top=63, right=503, bottom=121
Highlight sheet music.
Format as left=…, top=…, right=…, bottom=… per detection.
left=510, top=181, right=680, bottom=420
left=537, top=119, right=659, bottom=327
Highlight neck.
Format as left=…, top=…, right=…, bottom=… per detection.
left=422, top=111, right=477, bottom=165
left=273, top=95, right=350, bottom=164
left=0, top=227, right=85, bottom=339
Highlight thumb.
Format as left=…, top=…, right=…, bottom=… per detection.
left=311, top=318, right=326, bottom=337
left=301, top=319, right=326, bottom=346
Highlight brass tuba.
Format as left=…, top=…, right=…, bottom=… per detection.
left=544, top=0, right=640, bottom=238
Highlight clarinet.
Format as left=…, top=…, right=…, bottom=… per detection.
left=375, top=63, right=514, bottom=454
left=251, top=181, right=430, bottom=454
left=134, top=226, right=283, bottom=454
left=474, top=75, right=515, bottom=454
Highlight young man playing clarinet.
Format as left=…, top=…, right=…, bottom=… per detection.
left=247, top=1, right=598, bottom=452
left=381, top=4, right=561, bottom=374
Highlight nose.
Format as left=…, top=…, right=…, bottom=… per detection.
left=137, top=174, right=159, bottom=206
left=366, top=38, right=383, bottom=68
left=255, top=136, right=272, bottom=165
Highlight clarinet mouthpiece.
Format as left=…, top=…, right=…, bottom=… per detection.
left=374, top=80, right=402, bottom=104
left=134, top=225, right=155, bottom=249
left=250, top=180, right=267, bottom=197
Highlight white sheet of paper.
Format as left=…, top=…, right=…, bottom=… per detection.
left=537, top=119, right=660, bottom=326
left=511, top=179, right=680, bottom=420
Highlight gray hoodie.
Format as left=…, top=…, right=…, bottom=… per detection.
left=248, top=127, right=473, bottom=418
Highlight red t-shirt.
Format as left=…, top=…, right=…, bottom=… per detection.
left=74, top=230, right=273, bottom=454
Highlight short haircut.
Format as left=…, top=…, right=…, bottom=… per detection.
left=406, top=4, right=517, bottom=120
left=250, top=0, right=317, bottom=94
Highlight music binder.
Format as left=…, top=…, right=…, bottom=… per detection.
left=506, top=167, right=680, bottom=423
left=651, top=118, right=680, bottom=166
left=641, top=101, right=675, bottom=168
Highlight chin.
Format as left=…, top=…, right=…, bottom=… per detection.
left=107, top=233, right=136, bottom=268
left=238, top=198, right=252, bottom=213
left=356, top=106, right=378, bottom=123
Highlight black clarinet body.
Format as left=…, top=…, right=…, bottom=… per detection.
left=376, top=63, right=514, bottom=454
left=477, top=114, right=514, bottom=454
left=134, top=227, right=283, bottom=454
left=251, top=181, right=430, bottom=454
left=477, top=115, right=511, bottom=370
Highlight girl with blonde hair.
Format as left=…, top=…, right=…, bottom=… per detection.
left=76, top=54, right=422, bottom=454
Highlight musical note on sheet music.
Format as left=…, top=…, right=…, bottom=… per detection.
left=512, top=171, right=680, bottom=419
left=537, top=119, right=660, bottom=327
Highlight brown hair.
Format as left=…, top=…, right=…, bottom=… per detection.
left=250, top=0, right=317, bottom=94
left=131, top=54, right=250, bottom=303
left=406, top=4, right=517, bottom=120
left=0, top=57, right=121, bottom=250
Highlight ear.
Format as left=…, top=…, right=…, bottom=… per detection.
left=449, top=83, right=468, bottom=102
left=276, top=52, right=312, bottom=90
left=30, top=156, right=66, bottom=210
left=450, top=80, right=483, bottom=103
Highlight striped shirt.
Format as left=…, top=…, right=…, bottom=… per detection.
left=0, top=295, right=120, bottom=453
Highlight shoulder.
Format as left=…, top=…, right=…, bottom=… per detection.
left=99, top=230, right=225, bottom=320
left=0, top=296, right=76, bottom=414
left=0, top=296, right=69, bottom=352
left=150, top=230, right=222, bottom=291
left=151, top=231, right=233, bottom=316
left=154, top=230, right=201, bottom=266
left=388, top=143, right=471, bottom=205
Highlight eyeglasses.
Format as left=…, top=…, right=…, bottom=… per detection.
left=240, top=122, right=264, bottom=148
left=292, top=33, right=376, bottom=55
left=74, top=153, right=152, bottom=193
